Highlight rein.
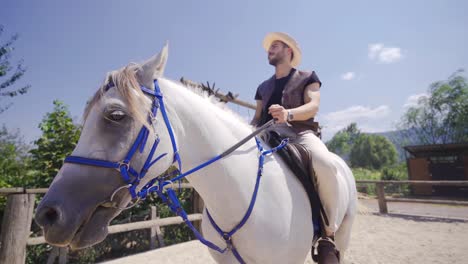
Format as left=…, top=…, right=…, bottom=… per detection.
left=64, top=80, right=287, bottom=263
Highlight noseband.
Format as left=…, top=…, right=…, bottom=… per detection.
left=63, top=79, right=288, bottom=263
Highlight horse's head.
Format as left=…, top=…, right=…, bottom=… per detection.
left=35, top=44, right=176, bottom=249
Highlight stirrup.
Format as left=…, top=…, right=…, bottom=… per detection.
left=312, top=236, right=340, bottom=264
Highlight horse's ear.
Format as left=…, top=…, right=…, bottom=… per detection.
left=137, top=42, right=169, bottom=89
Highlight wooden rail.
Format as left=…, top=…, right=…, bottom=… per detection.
left=27, top=213, right=203, bottom=246
left=356, top=180, right=468, bottom=213
left=0, top=184, right=198, bottom=264
left=0, top=184, right=193, bottom=196
left=385, top=197, right=468, bottom=206
left=356, top=180, right=468, bottom=186
left=1, top=181, right=467, bottom=263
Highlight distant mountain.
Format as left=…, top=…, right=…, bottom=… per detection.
left=325, top=126, right=423, bottom=163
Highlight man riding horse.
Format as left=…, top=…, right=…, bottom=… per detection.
left=251, top=32, right=342, bottom=262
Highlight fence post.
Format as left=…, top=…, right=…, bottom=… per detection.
left=192, top=191, right=204, bottom=232
left=46, top=246, right=68, bottom=264
left=150, top=206, right=164, bottom=249
left=376, top=182, right=388, bottom=214
left=58, top=247, right=68, bottom=264
left=0, top=193, right=36, bottom=264
left=46, top=247, right=59, bottom=264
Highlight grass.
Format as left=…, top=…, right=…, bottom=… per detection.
left=352, top=166, right=410, bottom=196
left=352, top=168, right=381, bottom=196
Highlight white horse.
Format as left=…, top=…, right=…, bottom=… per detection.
left=35, top=44, right=357, bottom=264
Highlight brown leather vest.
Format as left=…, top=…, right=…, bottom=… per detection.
left=257, top=70, right=319, bottom=134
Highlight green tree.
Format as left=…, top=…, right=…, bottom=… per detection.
left=30, top=100, right=81, bottom=187
left=326, top=123, right=361, bottom=162
left=399, top=69, right=468, bottom=144
left=350, top=134, right=398, bottom=170
left=0, top=125, right=33, bottom=187
left=0, top=126, right=35, bottom=226
left=0, top=25, right=31, bottom=114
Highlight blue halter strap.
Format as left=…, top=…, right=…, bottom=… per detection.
left=65, top=80, right=181, bottom=199
left=63, top=79, right=288, bottom=263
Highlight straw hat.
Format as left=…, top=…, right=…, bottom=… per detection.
left=263, top=32, right=302, bottom=67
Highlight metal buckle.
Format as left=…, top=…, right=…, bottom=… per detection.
left=163, top=180, right=175, bottom=192
left=222, top=232, right=231, bottom=241
left=101, top=184, right=141, bottom=210
left=117, top=161, right=130, bottom=171
left=222, top=233, right=233, bottom=250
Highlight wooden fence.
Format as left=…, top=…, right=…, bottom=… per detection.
left=0, top=185, right=201, bottom=264
left=1, top=180, right=468, bottom=263
left=356, top=180, right=468, bottom=213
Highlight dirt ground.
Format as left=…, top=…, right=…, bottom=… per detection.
left=102, top=200, right=468, bottom=264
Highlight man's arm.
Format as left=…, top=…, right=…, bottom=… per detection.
left=268, top=82, right=320, bottom=123
left=250, top=100, right=263, bottom=126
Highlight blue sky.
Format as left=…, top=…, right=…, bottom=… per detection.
left=1, top=0, right=467, bottom=142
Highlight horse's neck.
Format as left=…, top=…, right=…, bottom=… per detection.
left=164, top=81, right=259, bottom=229
left=182, top=125, right=259, bottom=230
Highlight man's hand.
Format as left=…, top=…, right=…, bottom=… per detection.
left=268, top=104, right=288, bottom=123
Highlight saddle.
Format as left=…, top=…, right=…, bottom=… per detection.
left=266, top=131, right=334, bottom=262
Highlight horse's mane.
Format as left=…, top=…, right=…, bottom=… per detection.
left=83, top=63, right=252, bottom=131
left=83, top=64, right=148, bottom=126
left=165, top=79, right=252, bottom=129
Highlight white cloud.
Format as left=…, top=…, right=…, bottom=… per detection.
left=341, top=72, right=356, bottom=81
left=368, top=43, right=403, bottom=64
left=320, top=105, right=392, bottom=140
left=324, top=105, right=390, bottom=123
left=379, top=47, right=402, bottom=63
left=403, top=93, right=429, bottom=108
left=368, top=43, right=384, bottom=60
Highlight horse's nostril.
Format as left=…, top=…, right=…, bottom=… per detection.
left=36, top=206, right=62, bottom=227
left=45, top=208, right=59, bottom=223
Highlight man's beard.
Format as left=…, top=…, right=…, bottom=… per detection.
left=268, top=56, right=280, bottom=66
left=268, top=52, right=285, bottom=66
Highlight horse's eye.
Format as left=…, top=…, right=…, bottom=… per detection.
left=109, top=110, right=126, bottom=121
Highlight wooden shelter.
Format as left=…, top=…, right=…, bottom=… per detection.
left=404, top=143, right=468, bottom=196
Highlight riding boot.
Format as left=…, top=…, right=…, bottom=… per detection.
left=312, top=237, right=340, bottom=264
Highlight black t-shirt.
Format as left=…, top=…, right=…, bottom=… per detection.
left=255, top=69, right=321, bottom=123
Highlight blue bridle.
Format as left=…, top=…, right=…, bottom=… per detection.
left=65, top=80, right=181, bottom=204
left=64, top=79, right=288, bottom=264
